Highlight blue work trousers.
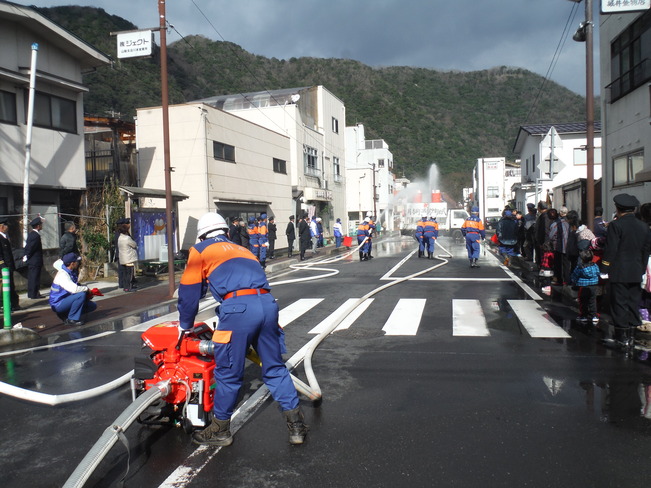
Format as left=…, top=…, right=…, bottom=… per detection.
left=52, top=292, right=97, bottom=321
left=465, top=233, right=481, bottom=259
left=212, top=293, right=298, bottom=420
left=424, top=234, right=437, bottom=253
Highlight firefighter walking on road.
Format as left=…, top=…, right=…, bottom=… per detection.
left=257, top=213, right=269, bottom=269
left=247, top=216, right=259, bottom=260
left=415, top=215, right=427, bottom=258
left=461, top=206, right=485, bottom=268
left=357, top=217, right=371, bottom=261
left=423, top=216, right=439, bottom=259
left=179, top=212, right=307, bottom=446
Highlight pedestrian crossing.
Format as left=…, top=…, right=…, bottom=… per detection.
left=279, top=297, right=571, bottom=339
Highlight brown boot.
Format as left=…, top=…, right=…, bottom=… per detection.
left=283, top=407, right=308, bottom=445
left=191, top=417, right=233, bottom=446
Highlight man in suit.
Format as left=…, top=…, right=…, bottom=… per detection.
left=0, top=218, right=19, bottom=310
left=298, top=214, right=311, bottom=261
left=285, top=215, right=295, bottom=257
left=24, top=216, right=44, bottom=299
left=602, top=193, right=651, bottom=348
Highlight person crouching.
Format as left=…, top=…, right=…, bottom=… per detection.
left=49, top=253, right=97, bottom=326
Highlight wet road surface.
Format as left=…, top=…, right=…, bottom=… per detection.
left=2, top=236, right=651, bottom=487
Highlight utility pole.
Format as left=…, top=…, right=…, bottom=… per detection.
left=158, top=0, right=175, bottom=296
left=584, top=0, right=595, bottom=231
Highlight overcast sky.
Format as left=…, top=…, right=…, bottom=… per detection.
left=32, top=0, right=598, bottom=96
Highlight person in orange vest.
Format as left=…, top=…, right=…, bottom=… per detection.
left=423, top=217, right=440, bottom=259
left=357, top=218, right=371, bottom=261
left=415, top=215, right=427, bottom=258
left=365, top=212, right=376, bottom=259
left=257, top=213, right=269, bottom=269
left=247, top=216, right=259, bottom=260
left=461, top=206, right=486, bottom=268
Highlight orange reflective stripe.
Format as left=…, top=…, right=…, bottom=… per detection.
left=212, top=330, right=232, bottom=344
left=180, top=242, right=258, bottom=286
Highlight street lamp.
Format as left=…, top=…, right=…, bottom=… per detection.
left=568, top=0, right=595, bottom=230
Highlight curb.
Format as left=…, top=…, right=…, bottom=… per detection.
left=0, top=327, right=40, bottom=346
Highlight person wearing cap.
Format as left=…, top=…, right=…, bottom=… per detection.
left=356, top=217, right=371, bottom=261
left=415, top=215, right=427, bottom=258
left=267, top=216, right=277, bottom=259
left=298, top=214, right=310, bottom=260
left=247, top=216, right=259, bottom=259
left=286, top=215, right=296, bottom=257
left=257, top=213, right=269, bottom=268
left=228, top=217, right=242, bottom=246
left=59, top=221, right=79, bottom=258
left=602, top=194, right=651, bottom=348
left=496, top=210, right=519, bottom=264
left=333, top=218, right=344, bottom=248
left=179, top=212, right=307, bottom=446
left=0, top=218, right=19, bottom=310
left=423, top=216, right=439, bottom=259
left=461, top=206, right=486, bottom=268
left=593, top=207, right=608, bottom=239
left=24, top=216, right=45, bottom=299
left=49, top=253, right=97, bottom=326
left=365, top=214, right=376, bottom=258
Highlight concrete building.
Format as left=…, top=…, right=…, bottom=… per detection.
left=511, top=123, right=602, bottom=220
left=599, top=8, right=651, bottom=218
left=345, top=124, right=395, bottom=233
left=195, top=86, right=347, bottom=240
left=136, top=102, right=293, bottom=252
left=0, top=1, right=110, bottom=252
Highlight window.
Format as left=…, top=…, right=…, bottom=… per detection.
left=331, top=117, right=339, bottom=133
left=608, top=10, right=651, bottom=102
left=378, top=159, right=385, bottom=168
left=304, top=145, right=319, bottom=177
left=333, top=156, right=342, bottom=183
left=29, top=91, right=76, bottom=133
left=213, top=141, right=235, bottom=162
left=613, top=150, right=644, bottom=186
left=0, top=90, right=17, bottom=124
left=487, top=186, right=500, bottom=198
left=273, top=157, right=286, bottom=174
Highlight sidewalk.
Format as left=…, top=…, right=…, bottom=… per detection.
left=0, top=240, right=349, bottom=348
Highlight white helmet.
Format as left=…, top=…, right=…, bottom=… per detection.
left=197, top=212, right=228, bottom=239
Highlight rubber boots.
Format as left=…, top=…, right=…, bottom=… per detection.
left=283, top=407, right=308, bottom=445
left=191, top=417, right=233, bottom=446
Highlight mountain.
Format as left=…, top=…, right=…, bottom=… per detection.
left=35, top=6, right=594, bottom=200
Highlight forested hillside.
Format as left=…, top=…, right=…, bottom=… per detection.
left=35, top=6, right=594, bottom=199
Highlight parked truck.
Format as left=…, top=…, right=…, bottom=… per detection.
left=399, top=202, right=468, bottom=241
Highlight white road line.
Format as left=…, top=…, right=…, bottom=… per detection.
left=382, top=277, right=512, bottom=282
left=279, top=298, right=324, bottom=328
left=308, top=298, right=374, bottom=334
left=507, top=299, right=571, bottom=338
left=499, top=265, right=543, bottom=300
left=452, top=299, right=491, bottom=336
left=382, top=298, right=426, bottom=336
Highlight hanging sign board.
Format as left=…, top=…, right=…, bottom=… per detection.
left=117, top=30, right=153, bottom=59
left=601, top=0, right=650, bottom=13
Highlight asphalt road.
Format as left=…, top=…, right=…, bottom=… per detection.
left=1, top=235, right=651, bottom=487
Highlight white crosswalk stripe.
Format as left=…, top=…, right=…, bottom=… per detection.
left=308, top=299, right=374, bottom=334
left=452, top=299, right=490, bottom=336
left=382, top=299, right=426, bottom=336
left=278, top=297, right=570, bottom=339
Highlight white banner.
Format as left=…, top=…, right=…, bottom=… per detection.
left=602, top=0, right=650, bottom=13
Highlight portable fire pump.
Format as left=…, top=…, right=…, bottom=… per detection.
left=131, top=321, right=218, bottom=433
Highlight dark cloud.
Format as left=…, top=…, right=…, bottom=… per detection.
left=33, top=0, right=595, bottom=94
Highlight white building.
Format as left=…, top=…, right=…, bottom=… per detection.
left=0, top=2, right=110, bottom=249
left=599, top=8, right=651, bottom=218
left=195, top=86, right=347, bottom=239
left=136, top=103, right=292, bottom=251
left=511, top=123, right=602, bottom=219
left=345, top=124, right=395, bottom=232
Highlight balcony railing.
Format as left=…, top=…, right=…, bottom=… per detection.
left=607, top=58, right=651, bottom=103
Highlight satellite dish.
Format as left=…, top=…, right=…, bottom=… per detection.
left=290, top=94, right=301, bottom=103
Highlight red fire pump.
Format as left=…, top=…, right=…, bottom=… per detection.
left=131, top=321, right=217, bottom=433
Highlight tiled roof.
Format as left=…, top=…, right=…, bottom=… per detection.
left=520, top=122, right=601, bottom=136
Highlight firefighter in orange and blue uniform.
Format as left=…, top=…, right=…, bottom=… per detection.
left=461, top=206, right=485, bottom=268
left=366, top=212, right=376, bottom=259
left=415, top=215, right=427, bottom=258
left=257, top=213, right=269, bottom=269
left=423, top=217, right=439, bottom=259
left=179, top=212, right=307, bottom=446
left=357, top=217, right=371, bottom=261
left=247, top=216, right=259, bottom=259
